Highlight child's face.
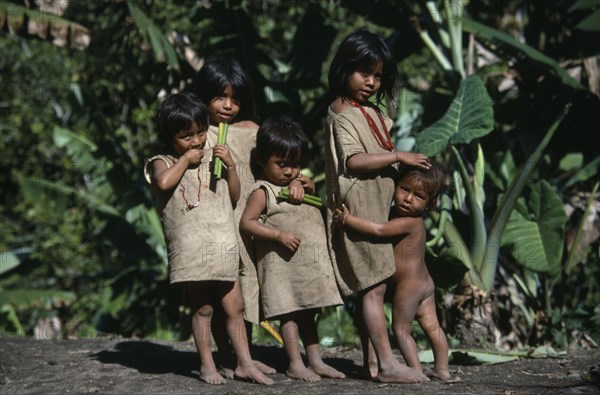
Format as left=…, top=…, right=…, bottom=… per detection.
left=207, top=84, right=240, bottom=124
left=347, top=61, right=383, bottom=103
left=172, top=122, right=207, bottom=157
left=393, top=174, right=431, bottom=217
left=261, top=154, right=301, bottom=187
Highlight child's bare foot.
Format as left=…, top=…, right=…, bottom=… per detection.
left=221, top=359, right=274, bottom=379
left=235, top=363, right=274, bottom=385
left=309, top=361, right=345, bottom=379
left=254, top=359, right=276, bottom=374
left=199, top=367, right=226, bottom=385
left=218, top=366, right=235, bottom=380
left=424, top=368, right=452, bottom=381
left=378, top=363, right=429, bottom=383
left=286, top=362, right=321, bottom=382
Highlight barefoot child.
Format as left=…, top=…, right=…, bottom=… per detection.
left=193, top=57, right=275, bottom=377
left=334, top=164, right=451, bottom=380
left=325, top=29, right=430, bottom=383
left=240, top=117, right=345, bottom=382
left=144, top=92, right=272, bottom=386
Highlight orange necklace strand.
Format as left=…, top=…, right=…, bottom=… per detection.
left=346, top=98, right=394, bottom=151
left=180, top=166, right=201, bottom=211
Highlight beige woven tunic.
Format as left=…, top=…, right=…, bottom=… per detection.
left=144, top=147, right=238, bottom=284
left=251, top=181, right=343, bottom=320
left=325, top=106, right=398, bottom=296
left=207, top=124, right=260, bottom=323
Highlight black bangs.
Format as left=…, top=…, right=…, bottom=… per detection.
left=255, top=117, right=308, bottom=166
left=192, top=56, right=256, bottom=121
left=156, top=92, right=208, bottom=147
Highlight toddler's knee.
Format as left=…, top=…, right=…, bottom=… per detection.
left=195, top=305, right=214, bottom=318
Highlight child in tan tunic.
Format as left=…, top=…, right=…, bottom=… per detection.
left=325, top=29, right=431, bottom=383
left=240, top=117, right=345, bottom=382
left=145, top=92, right=272, bottom=386
left=334, top=164, right=451, bottom=381
left=193, top=56, right=275, bottom=377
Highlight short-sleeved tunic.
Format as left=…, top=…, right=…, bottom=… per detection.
left=251, top=181, right=343, bottom=320
left=325, top=106, right=398, bottom=296
left=144, top=146, right=238, bottom=284
left=207, top=123, right=260, bottom=323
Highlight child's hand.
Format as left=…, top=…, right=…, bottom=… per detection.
left=333, top=204, right=350, bottom=227
left=396, top=152, right=431, bottom=170
left=287, top=179, right=305, bottom=204
left=276, top=231, right=301, bottom=252
left=182, top=149, right=204, bottom=166
left=213, top=144, right=235, bottom=167
left=296, top=174, right=316, bottom=194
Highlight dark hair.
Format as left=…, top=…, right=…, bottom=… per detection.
left=400, top=164, right=448, bottom=210
left=192, top=56, right=256, bottom=121
left=254, top=116, right=308, bottom=167
left=156, top=92, right=209, bottom=149
left=328, top=29, right=397, bottom=105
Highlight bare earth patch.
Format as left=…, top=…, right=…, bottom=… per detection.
left=1, top=338, right=598, bottom=394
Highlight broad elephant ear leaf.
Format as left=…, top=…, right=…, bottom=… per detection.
left=501, top=180, right=567, bottom=276
left=415, top=76, right=494, bottom=156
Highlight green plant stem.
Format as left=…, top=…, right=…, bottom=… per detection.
left=426, top=193, right=451, bottom=247
left=451, top=146, right=487, bottom=273
left=481, top=103, right=572, bottom=291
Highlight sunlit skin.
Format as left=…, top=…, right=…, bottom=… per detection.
left=334, top=175, right=451, bottom=381
left=208, top=84, right=241, bottom=125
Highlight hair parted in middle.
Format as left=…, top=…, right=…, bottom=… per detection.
left=328, top=28, right=397, bottom=106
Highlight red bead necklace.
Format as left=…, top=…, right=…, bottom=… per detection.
left=179, top=166, right=201, bottom=211
left=346, top=98, right=394, bottom=151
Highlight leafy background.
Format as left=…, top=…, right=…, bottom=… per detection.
left=1, top=0, right=599, bottom=352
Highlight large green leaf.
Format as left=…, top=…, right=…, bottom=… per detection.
left=20, top=177, right=120, bottom=216
left=0, top=289, right=75, bottom=309
left=415, top=76, right=494, bottom=156
left=125, top=204, right=167, bottom=264
left=501, top=181, right=567, bottom=276
left=575, top=9, right=600, bottom=32
left=463, top=18, right=584, bottom=91
left=127, top=1, right=179, bottom=70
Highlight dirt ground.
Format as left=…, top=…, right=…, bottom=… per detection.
left=1, top=337, right=599, bottom=394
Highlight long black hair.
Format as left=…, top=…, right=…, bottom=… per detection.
left=328, top=29, right=397, bottom=106
left=192, top=56, right=256, bottom=122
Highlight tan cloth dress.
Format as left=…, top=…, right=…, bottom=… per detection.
left=325, top=106, right=398, bottom=296
left=144, top=147, right=238, bottom=284
left=207, top=124, right=260, bottom=323
left=251, top=181, right=343, bottom=320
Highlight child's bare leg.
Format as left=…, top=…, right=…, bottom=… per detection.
left=391, top=285, right=422, bottom=372
left=297, top=310, right=345, bottom=379
left=280, top=313, right=321, bottom=382
left=360, top=283, right=427, bottom=383
left=245, top=320, right=276, bottom=374
left=187, top=283, right=225, bottom=385
left=210, top=305, right=236, bottom=378
left=355, top=298, right=378, bottom=379
left=416, top=294, right=450, bottom=380
left=218, top=280, right=273, bottom=385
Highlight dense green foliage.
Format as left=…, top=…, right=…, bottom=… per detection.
left=1, top=0, right=599, bottom=351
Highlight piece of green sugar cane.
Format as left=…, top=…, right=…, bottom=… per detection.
left=277, top=191, right=322, bottom=208
left=214, top=123, right=229, bottom=179
left=280, top=188, right=322, bottom=205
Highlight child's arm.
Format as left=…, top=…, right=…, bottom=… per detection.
left=240, top=188, right=301, bottom=252
left=151, top=149, right=203, bottom=191
left=334, top=204, right=414, bottom=238
left=346, top=151, right=431, bottom=173
left=213, top=144, right=240, bottom=207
